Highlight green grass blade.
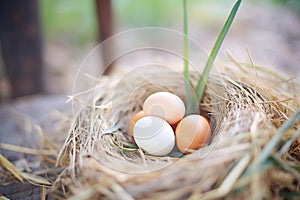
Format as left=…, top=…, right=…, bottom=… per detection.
left=183, top=0, right=196, bottom=115
left=195, top=0, right=242, bottom=101
left=271, top=154, right=300, bottom=180
left=244, top=110, right=300, bottom=175
left=183, top=0, right=189, bottom=80
left=280, top=192, right=300, bottom=199
left=278, top=126, right=300, bottom=155
left=256, top=109, right=300, bottom=165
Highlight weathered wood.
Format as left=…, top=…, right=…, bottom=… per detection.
left=95, top=0, right=115, bottom=75
left=0, top=0, right=44, bottom=97
left=0, top=95, right=70, bottom=200
left=0, top=94, right=71, bottom=159
left=0, top=183, right=43, bottom=200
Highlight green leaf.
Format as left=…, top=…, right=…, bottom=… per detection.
left=280, top=192, right=300, bottom=198
left=256, top=110, right=300, bottom=165
left=183, top=0, right=197, bottom=115
left=245, top=110, right=300, bottom=175
left=195, top=0, right=242, bottom=102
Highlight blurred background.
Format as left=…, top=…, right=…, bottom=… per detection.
left=0, top=0, right=300, bottom=102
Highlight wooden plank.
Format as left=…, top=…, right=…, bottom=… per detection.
left=0, top=183, right=43, bottom=200
left=0, top=95, right=70, bottom=200
left=95, top=0, right=115, bottom=75
left=0, top=0, right=44, bottom=97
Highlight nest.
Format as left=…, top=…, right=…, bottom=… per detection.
left=50, top=64, right=300, bottom=199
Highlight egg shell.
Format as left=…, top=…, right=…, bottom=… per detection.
left=143, top=92, right=185, bottom=125
left=133, top=116, right=175, bottom=156
left=128, top=111, right=146, bottom=136
left=175, top=114, right=211, bottom=154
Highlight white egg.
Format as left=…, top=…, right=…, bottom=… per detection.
left=133, top=116, right=175, bottom=156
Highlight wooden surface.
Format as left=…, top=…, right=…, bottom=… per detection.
left=96, top=0, right=115, bottom=75
left=0, top=183, right=43, bottom=200
left=0, top=0, right=44, bottom=97
left=0, top=94, right=71, bottom=199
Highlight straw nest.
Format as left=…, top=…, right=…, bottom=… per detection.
left=50, top=64, right=300, bottom=200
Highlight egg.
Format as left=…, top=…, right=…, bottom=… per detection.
left=133, top=116, right=175, bottom=156
left=128, top=111, right=146, bottom=136
left=175, top=115, right=211, bottom=154
left=143, top=92, right=185, bottom=125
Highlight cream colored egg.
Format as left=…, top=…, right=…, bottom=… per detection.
left=133, top=116, right=175, bottom=156
left=143, top=92, right=185, bottom=125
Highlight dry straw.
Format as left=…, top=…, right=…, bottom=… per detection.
left=49, top=62, right=300, bottom=199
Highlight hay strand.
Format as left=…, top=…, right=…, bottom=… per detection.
left=0, top=154, right=24, bottom=182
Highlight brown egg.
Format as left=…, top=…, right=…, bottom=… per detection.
left=175, top=114, right=211, bottom=154
left=128, top=111, right=146, bottom=136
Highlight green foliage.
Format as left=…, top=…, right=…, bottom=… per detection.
left=40, top=0, right=98, bottom=45
left=183, top=0, right=196, bottom=115
left=272, top=0, right=300, bottom=13
left=39, top=0, right=239, bottom=47
left=195, top=0, right=242, bottom=102
left=114, top=0, right=180, bottom=27
left=183, top=0, right=242, bottom=115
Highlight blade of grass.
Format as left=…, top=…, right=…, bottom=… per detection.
left=195, top=0, right=242, bottom=101
left=183, top=0, right=197, bottom=115
left=183, top=0, right=189, bottom=81
left=271, top=154, right=300, bottom=180
left=245, top=109, right=300, bottom=175
left=281, top=192, right=300, bottom=198
left=278, top=126, right=300, bottom=155
left=256, top=109, right=300, bottom=165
